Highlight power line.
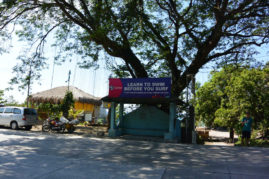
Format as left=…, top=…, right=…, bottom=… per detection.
left=72, top=56, right=78, bottom=86
left=92, top=69, right=96, bottom=96
left=50, top=47, right=57, bottom=89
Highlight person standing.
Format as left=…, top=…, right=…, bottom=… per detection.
left=241, top=111, right=253, bottom=146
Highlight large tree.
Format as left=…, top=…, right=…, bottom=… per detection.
left=196, top=65, right=269, bottom=139
left=0, top=0, right=268, bottom=98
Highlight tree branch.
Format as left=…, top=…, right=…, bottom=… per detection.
left=35, top=20, right=68, bottom=55
left=0, top=5, right=38, bottom=30
left=54, top=0, right=93, bottom=32
left=104, top=0, right=130, bottom=47
left=125, top=62, right=136, bottom=78
left=208, top=40, right=268, bottom=61
left=78, top=0, right=96, bottom=30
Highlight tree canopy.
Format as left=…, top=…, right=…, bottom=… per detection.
left=8, top=54, right=47, bottom=93
left=0, top=0, right=268, bottom=98
left=196, top=65, right=269, bottom=137
left=61, top=91, right=74, bottom=118
left=0, top=90, right=6, bottom=104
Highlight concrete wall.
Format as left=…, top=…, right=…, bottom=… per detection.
left=122, top=105, right=169, bottom=137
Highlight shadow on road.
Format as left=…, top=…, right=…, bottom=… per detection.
left=1, top=128, right=269, bottom=178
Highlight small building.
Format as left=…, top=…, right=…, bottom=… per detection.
left=102, top=77, right=182, bottom=141
left=29, top=86, right=102, bottom=120
left=102, top=96, right=182, bottom=141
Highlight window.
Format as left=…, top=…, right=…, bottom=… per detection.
left=13, top=108, right=21, bottom=114
left=4, top=108, right=13, bottom=113
left=24, top=108, right=37, bottom=115
left=0, top=108, right=4, bottom=113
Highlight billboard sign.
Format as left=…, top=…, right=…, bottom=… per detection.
left=109, top=78, right=171, bottom=98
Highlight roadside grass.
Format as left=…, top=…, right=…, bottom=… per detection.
left=235, top=138, right=269, bottom=147
left=235, top=130, right=269, bottom=147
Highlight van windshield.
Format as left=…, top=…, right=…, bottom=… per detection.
left=24, top=108, right=37, bottom=115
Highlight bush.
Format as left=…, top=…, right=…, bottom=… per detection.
left=196, top=133, right=205, bottom=144
left=249, top=139, right=269, bottom=147
left=235, top=136, right=269, bottom=147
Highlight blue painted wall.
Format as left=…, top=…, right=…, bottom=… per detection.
left=122, top=105, right=169, bottom=136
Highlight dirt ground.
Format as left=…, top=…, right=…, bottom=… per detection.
left=32, top=124, right=235, bottom=146
left=32, top=124, right=109, bottom=137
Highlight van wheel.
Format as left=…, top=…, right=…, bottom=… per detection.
left=11, top=122, right=18, bottom=130
left=25, top=126, right=32, bottom=131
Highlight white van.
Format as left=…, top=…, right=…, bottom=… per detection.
left=0, top=106, right=38, bottom=130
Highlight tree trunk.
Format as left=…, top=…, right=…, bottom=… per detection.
left=121, top=48, right=148, bottom=78
left=229, top=127, right=234, bottom=142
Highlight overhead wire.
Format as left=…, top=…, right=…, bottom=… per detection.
left=50, top=47, right=57, bottom=89
left=92, top=68, right=96, bottom=96
left=72, top=55, right=78, bottom=86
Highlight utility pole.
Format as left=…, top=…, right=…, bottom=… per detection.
left=186, top=75, right=189, bottom=142
left=66, top=70, right=71, bottom=91
left=191, top=75, right=196, bottom=144
left=50, top=59, right=55, bottom=89
left=26, top=58, right=33, bottom=108
left=186, top=74, right=196, bottom=144
left=26, top=70, right=31, bottom=108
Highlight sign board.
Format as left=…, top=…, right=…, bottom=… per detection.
left=109, top=78, right=171, bottom=98
left=85, top=113, right=92, bottom=121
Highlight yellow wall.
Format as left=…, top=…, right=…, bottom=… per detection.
left=74, top=102, right=94, bottom=112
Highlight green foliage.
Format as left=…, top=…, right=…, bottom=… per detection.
left=96, top=118, right=105, bottom=125
left=0, top=90, right=6, bottom=104
left=196, top=133, right=205, bottom=145
left=196, top=65, right=269, bottom=136
left=235, top=138, right=269, bottom=147
left=37, top=92, right=76, bottom=118
left=61, top=91, right=74, bottom=118
left=68, top=109, right=83, bottom=119
left=38, top=103, right=62, bottom=117
left=1, top=0, right=268, bottom=99
left=7, top=54, right=47, bottom=100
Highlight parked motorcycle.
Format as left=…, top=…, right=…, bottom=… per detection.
left=42, top=116, right=78, bottom=133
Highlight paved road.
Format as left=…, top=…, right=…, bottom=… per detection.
left=0, top=129, right=269, bottom=179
